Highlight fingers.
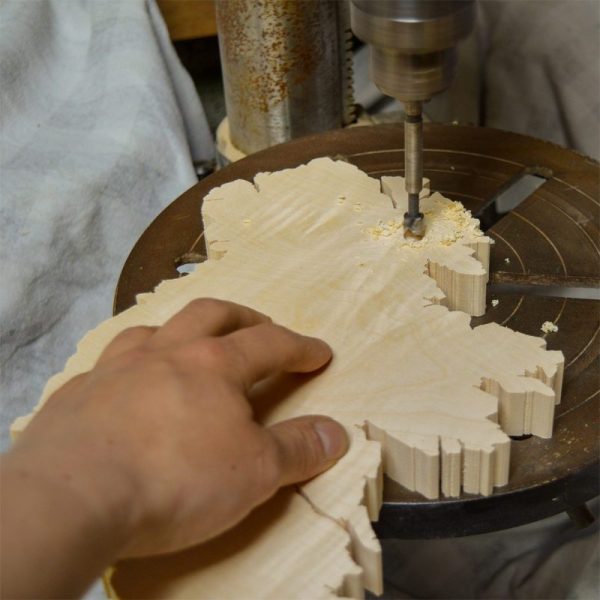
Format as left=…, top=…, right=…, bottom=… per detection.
left=224, top=323, right=332, bottom=388
left=96, top=326, right=157, bottom=365
left=97, top=301, right=332, bottom=394
left=149, top=299, right=271, bottom=349
left=267, top=416, right=348, bottom=485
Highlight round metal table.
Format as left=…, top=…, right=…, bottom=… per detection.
left=114, top=124, right=599, bottom=538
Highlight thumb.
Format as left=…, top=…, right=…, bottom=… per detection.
left=268, top=416, right=349, bottom=486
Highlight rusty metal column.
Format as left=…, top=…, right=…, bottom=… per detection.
left=216, top=0, right=354, bottom=155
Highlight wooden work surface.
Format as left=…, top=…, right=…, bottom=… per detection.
left=157, top=0, right=217, bottom=41
left=114, top=124, right=599, bottom=537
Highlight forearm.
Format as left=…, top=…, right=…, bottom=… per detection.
left=0, top=447, right=131, bottom=599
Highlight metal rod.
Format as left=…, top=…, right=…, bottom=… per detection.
left=402, top=101, right=425, bottom=236
left=404, top=100, right=423, bottom=198
left=408, top=193, right=420, bottom=215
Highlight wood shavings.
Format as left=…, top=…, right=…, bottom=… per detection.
left=491, top=299, right=499, bottom=308
left=369, top=180, right=484, bottom=251
left=541, top=321, right=559, bottom=334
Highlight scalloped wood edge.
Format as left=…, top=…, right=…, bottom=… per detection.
left=11, top=158, right=564, bottom=599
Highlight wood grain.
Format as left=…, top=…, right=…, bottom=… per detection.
left=12, top=158, right=564, bottom=598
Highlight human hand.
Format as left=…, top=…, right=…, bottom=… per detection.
left=8, top=299, right=348, bottom=560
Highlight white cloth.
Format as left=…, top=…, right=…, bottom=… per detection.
left=479, top=0, right=600, bottom=160
left=0, top=0, right=214, bottom=451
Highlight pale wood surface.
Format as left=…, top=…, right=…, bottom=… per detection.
left=108, top=430, right=378, bottom=599
left=109, top=487, right=363, bottom=599
left=12, top=158, right=564, bottom=598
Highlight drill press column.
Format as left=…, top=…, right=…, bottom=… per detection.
left=215, top=0, right=354, bottom=156
left=350, top=0, right=475, bottom=235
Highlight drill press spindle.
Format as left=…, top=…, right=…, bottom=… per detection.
left=403, top=100, right=424, bottom=237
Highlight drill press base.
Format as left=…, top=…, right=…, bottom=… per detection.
left=115, top=124, right=599, bottom=537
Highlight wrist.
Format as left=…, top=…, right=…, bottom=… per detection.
left=1, top=445, right=133, bottom=598
left=6, top=436, right=139, bottom=556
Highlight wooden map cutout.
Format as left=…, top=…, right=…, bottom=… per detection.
left=12, top=158, right=564, bottom=598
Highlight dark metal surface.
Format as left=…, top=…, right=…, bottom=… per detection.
left=114, top=124, right=599, bottom=538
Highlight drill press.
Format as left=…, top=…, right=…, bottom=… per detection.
left=350, top=0, right=475, bottom=237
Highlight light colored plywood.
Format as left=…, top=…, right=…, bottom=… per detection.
left=12, top=158, right=564, bottom=598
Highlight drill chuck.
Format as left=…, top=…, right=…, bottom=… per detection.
left=350, top=0, right=475, bottom=102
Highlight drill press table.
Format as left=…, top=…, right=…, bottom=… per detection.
left=114, top=124, right=599, bottom=538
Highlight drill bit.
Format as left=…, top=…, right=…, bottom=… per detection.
left=403, top=101, right=425, bottom=238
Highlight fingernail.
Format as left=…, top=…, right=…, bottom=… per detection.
left=314, top=419, right=348, bottom=460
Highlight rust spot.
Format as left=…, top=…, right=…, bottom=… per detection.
left=216, top=0, right=339, bottom=128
